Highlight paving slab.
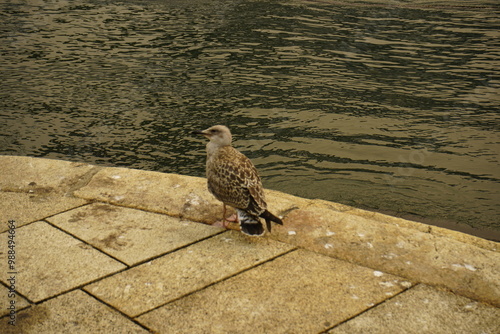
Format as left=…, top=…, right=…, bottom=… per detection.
left=74, top=166, right=222, bottom=222
left=0, top=192, right=87, bottom=233
left=47, top=203, right=221, bottom=265
left=0, top=289, right=148, bottom=333
left=85, top=231, right=294, bottom=317
left=0, top=155, right=96, bottom=195
left=74, top=166, right=299, bottom=224
left=0, top=285, right=30, bottom=318
left=0, top=221, right=125, bottom=302
left=329, top=284, right=500, bottom=334
left=343, top=204, right=498, bottom=252
left=272, top=205, right=500, bottom=307
left=137, top=249, right=413, bottom=333
left=1, top=155, right=497, bottom=333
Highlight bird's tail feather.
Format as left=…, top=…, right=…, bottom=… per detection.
left=260, top=210, right=283, bottom=232
left=240, top=222, right=265, bottom=236
left=237, top=210, right=265, bottom=236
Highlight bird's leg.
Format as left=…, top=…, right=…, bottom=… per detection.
left=225, top=214, right=238, bottom=222
left=212, top=204, right=229, bottom=228
left=212, top=204, right=237, bottom=228
left=222, top=204, right=237, bottom=222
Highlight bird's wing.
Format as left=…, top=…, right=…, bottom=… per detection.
left=207, top=147, right=267, bottom=215
left=239, top=153, right=267, bottom=214
left=207, top=148, right=249, bottom=208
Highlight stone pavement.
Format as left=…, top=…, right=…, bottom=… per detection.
left=0, top=156, right=498, bottom=333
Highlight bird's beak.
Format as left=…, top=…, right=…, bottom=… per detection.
left=192, top=129, right=209, bottom=137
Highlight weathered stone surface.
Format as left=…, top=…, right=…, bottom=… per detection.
left=329, top=284, right=500, bottom=334
left=74, top=166, right=224, bottom=223
left=343, top=204, right=498, bottom=252
left=85, top=231, right=294, bottom=317
left=272, top=205, right=500, bottom=307
left=0, top=285, right=30, bottom=318
left=0, top=221, right=125, bottom=302
left=48, top=203, right=221, bottom=265
left=263, top=188, right=312, bottom=218
left=0, top=290, right=148, bottom=334
left=1, top=155, right=498, bottom=332
left=137, top=249, right=412, bottom=333
left=0, top=155, right=96, bottom=195
left=0, top=192, right=87, bottom=233
left=74, top=166, right=302, bottom=224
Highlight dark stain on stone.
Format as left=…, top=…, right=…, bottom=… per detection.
left=10, top=304, right=50, bottom=332
left=91, top=203, right=119, bottom=213
left=68, top=211, right=89, bottom=223
left=98, top=233, right=128, bottom=250
left=28, top=186, right=55, bottom=194
left=69, top=204, right=119, bottom=222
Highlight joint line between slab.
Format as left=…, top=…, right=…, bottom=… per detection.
left=72, top=198, right=204, bottom=224
left=80, top=289, right=153, bottom=333
left=39, top=221, right=228, bottom=293
left=76, top=230, right=229, bottom=292
left=42, top=201, right=92, bottom=221
left=133, top=247, right=299, bottom=319
left=126, top=229, right=230, bottom=267
left=321, top=282, right=419, bottom=333
left=43, top=219, right=130, bottom=267
left=0, top=284, right=34, bottom=304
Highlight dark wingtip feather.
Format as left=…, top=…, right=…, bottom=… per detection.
left=260, top=210, right=283, bottom=226
left=265, top=219, right=272, bottom=232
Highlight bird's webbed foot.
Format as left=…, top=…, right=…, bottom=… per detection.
left=212, top=214, right=239, bottom=230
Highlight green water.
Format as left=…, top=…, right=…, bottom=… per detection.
left=0, top=0, right=499, bottom=240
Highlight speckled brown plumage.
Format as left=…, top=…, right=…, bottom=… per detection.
left=206, top=145, right=266, bottom=217
left=192, top=125, right=283, bottom=236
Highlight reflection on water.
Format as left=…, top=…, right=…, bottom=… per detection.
left=1, top=0, right=499, bottom=239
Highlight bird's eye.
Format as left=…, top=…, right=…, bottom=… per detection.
left=210, top=129, right=218, bottom=133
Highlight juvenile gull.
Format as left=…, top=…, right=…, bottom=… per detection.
left=192, top=125, right=283, bottom=236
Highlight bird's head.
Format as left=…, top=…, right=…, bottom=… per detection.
left=192, top=125, right=232, bottom=147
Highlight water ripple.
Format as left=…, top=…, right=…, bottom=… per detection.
left=0, top=0, right=499, bottom=237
